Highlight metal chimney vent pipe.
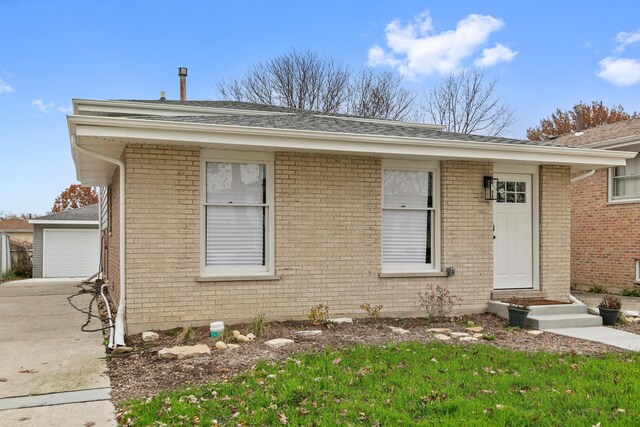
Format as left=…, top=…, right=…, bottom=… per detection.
left=178, top=67, right=188, bottom=102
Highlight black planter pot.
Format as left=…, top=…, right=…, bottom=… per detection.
left=508, top=307, right=529, bottom=328
left=598, top=306, right=620, bottom=326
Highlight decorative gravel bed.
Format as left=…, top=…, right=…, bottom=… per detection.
left=107, top=313, right=622, bottom=403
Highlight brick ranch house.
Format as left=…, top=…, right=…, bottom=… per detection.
left=67, top=97, right=631, bottom=346
left=553, top=118, right=640, bottom=292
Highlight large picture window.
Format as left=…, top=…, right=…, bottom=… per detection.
left=202, top=152, right=274, bottom=276
left=611, top=153, right=640, bottom=202
left=382, top=162, right=439, bottom=272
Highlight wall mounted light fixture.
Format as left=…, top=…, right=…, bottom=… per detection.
left=484, top=176, right=498, bottom=201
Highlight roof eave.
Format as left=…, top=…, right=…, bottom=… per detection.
left=68, top=115, right=635, bottom=185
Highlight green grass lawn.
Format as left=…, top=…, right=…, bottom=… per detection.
left=120, top=342, right=640, bottom=426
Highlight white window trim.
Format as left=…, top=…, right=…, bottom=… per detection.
left=200, top=149, right=275, bottom=278
left=608, top=166, right=640, bottom=204
left=636, top=260, right=640, bottom=284
left=381, top=159, right=441, bottom=274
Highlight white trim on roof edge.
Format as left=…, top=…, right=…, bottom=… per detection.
left=68, top=114, right=635, bottom=185
left=29, top=220, right=99, bottom=225
left=72, top=99, right=445, bottom=130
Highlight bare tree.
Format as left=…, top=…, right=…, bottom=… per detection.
left=348, top=69, right=415, bottom=120
left=218, top=50, right=350, bottom=113
left=218, top=49, right=416, bottom=120
left=420, top=69, right=516, bottom=136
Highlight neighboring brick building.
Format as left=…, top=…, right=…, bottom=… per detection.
left=553, top=119, right=640, bottom=292
left=67, top=98, right=631, bottom=338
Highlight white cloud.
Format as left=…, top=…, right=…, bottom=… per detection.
left=368, top=11, right=512, bottom=77
left=0, top=78, right=12, bottom=94
left=474, top=43, right=517, bottom=67
left=31, top=99, right=71, bottom=114
left=615, top=29, right=640, bottom=52
left=596, top=57, right=640, bottom=86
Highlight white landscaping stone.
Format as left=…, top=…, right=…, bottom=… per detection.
left=142, top=331, right=160, bottom=342
left=465, top=326, right=484, bottom=333
left=227, top=344, right=240, bottom=350
left=427, top=328, right=450, bottom=333
left=232, top=330, right=241, bottom=339
left=246, top=333, right=256, bottom=340
left=265, top=338, right=295, bottom=348
left=527, top=330, right=544, bottom=336
left=459, top=336, right=479, bottom=342
left=236, top=335, right=250, bottom=343
left=472, top=333, right=485, bottom=339
left=434, top=334, right=451, bottom=341
left=158, top=344, right=211, bottom=360
left=328, top=317, right=353, bottom=324
left=450, top=332, right=470, bottom=338
left=215, top=341, right=228, bottom=350
left=294, top=330, right=322, bottom=337
left=388, top=326, right=410, bottom=335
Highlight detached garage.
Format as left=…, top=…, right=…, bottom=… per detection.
left=30, top=204, right=99, bottom=278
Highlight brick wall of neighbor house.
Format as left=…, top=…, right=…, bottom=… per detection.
left=122, top=144, right=502, bottom=333
left=571, top=169, right=640, bottom=291
left=106, top=162, right=122, bottom=304
left=539, top=165, right=571, bottom=300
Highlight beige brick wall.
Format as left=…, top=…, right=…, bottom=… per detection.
left=539, top=165, right=571, bottom=300
left=116, top=145, right=570, bottom=334
left=119, top=145, right=504, bottom=333
left=106, top=161, right=121, bottom=304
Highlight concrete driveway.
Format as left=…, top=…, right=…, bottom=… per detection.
left=0, top=279, right=115, bottom=426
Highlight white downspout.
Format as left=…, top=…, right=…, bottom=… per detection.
left=71, top=136, right=126, bottom=348
left=571, top=169, right=596, bottom=183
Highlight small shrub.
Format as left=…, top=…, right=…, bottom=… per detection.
left=620, top=289, right=640, bottom=297
left=176, top=326, right=197, bottom=344
left=588, top=286, right=606, bottom=294
left=308, top=304, right=329, bottom=325
left=482, top=333, right=496, bottom=341
left=164, top=328, right=180, bottom=337
left=221, top=327, right=234, bottom=343
left=599, top=295, right=622, bottom=310
left=507, top=297, right=531, bottom=311
left=418, top=285, right=461, bottom=322
left=248, top=312, right=269, bottom=339
left=360, top=303, right=383, bottom=318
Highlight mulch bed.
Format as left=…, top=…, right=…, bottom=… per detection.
left=107, top=313, right=622, bottom=404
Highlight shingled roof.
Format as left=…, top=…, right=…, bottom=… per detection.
left=0, top=217, right=32, bottom=232
left=32, top=204, right=99, bottom=222
left=552, top=118, right=640, bottom=147
left=117, top=100, right=564, bottom=147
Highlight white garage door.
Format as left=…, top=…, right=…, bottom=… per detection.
left=43, top=229, right=100, bottom=278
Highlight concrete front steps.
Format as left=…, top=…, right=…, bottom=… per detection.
left=488, top=300, right=602, bottom=330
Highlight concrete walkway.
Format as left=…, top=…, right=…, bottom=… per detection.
left=545, top=326, right=640, bottom=351
left=0, top=278, right=115, bottom=426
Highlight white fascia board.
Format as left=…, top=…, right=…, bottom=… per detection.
left=29, top=220, right=99, bottom=225
left=72, top=99, right=445, bottom=130
left=69, top=115, right=634, bottom=168
left=72, top=99, right=294, bottom=118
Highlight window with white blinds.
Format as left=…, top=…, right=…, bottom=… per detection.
left=611, top=153, right=640, bottom=201
left=203, top=157, right=273, bottom=274
left=382, top=166, right=438, bottom=271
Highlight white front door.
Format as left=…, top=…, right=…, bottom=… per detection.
left=493, top=173, right=533, bottom=289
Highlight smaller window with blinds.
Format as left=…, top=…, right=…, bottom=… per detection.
left=202, top=152, right=274, bottom=276
left=611, top=153, right=640, bottom=202
left=382, top=163, right=439, bottom=272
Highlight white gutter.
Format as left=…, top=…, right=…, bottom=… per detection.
left=29, top=220, right=99, bottom=225
left=71, top=136, right=126, bottom=348
left=570, top=169, right=596, bottom=183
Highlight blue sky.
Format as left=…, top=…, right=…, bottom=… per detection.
left=2, top=0, right=640, bottom=214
